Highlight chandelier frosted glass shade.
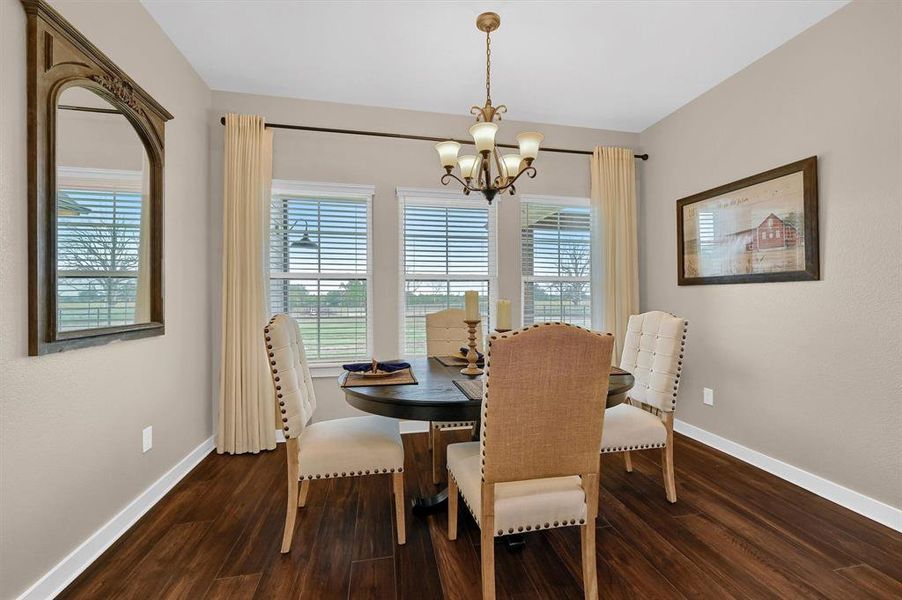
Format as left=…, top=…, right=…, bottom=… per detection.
left=468, top=122, right=498, bottom=153
left=516, top=132, right=544, bottom=162
left=502, top=154, right=523, bottom=180
left=457, top=155, right=479, bottom=179
left=435, top=141, right=461, bottom=168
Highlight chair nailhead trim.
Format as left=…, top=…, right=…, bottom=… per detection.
left=300, top=467, right=404, bottom=480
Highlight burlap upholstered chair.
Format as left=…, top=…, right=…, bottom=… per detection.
left=265, top=314, right=406, bottom=553
left=425, top=308, right=484, bottom=484
left=601, top=311, right=688, bottom=502
left=446, top=323, right=614, bottom=600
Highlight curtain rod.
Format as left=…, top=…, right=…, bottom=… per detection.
left=217, top=116, right=648, bottom=160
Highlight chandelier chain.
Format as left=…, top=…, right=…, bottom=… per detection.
left=485, top=30, right=492, bottom=107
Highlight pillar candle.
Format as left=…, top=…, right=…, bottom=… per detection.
left=496, top=299, right=511, bottom=330
left=464, top=290, right=479, bottom=321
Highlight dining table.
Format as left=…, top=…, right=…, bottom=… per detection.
left=339, top=356, right=635, bottom=519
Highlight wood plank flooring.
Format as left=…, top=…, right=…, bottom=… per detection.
left=59, top=431, right=901, bottom=599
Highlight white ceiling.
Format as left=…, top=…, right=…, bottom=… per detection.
left=141, top=0, right=847, bottom=132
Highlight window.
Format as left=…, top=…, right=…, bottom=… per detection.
left=56, top=167, right=143, bottom=331
left=270, top=181, right=373, bottom=362
left=398, top=189, right=497, bottom=356
left=520, top=196, right=592, bottom=328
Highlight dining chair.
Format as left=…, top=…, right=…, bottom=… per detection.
left=446, top=323, right=614, bottom=600
left=600, top=311, right=688, bottom=503
left=425, top=308, right=484, bottom=484
left=265, top=313, right=406, bottom=553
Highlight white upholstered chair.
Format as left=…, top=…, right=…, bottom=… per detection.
left=265, top=314, right=406, bottom=552
left=601, top=311, right=688, bottom=503
left=425, top=308, right=484, bottom=484
left=447, top=323, right=614, bottom=600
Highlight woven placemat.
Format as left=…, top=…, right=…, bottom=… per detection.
left=453, top=378, right=484, bottom=401
left=341, top=368, right=418, bottom=388
left=436, top=355, right=484, bottom=367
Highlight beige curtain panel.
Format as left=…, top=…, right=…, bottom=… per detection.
left=590, top=147, right=639, bottom=365
left=217, top=114, right=276, bottom=454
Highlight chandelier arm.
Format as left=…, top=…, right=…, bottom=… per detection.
left=440, top=172, right=478, bottom=191
left=496, top=166, right=537, bottom=192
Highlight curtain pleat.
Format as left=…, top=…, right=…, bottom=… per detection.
left=590, top=147, right=639, bottom=365
left=217, top=114, right=276, bottom=454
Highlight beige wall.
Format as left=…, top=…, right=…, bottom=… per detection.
left=0, top=1, right=213, bottom=599
left=638, top=0, right=901, bottom=508
left=209, top=91, right=640, bottom=421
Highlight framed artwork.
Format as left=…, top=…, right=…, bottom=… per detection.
left=676, top=156, right=819, bottom=285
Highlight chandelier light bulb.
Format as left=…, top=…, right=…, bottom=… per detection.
left=435, top=140, right=461, bottom=169
left=469, top=122, right=498, bottom=153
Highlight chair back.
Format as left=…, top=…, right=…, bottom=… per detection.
left=425, top=308, right=484, bottom=356
left=619, top=311, right=687, bottom=412
left=481, top=323, right=614, bottom=484
left=264, top=314, right=317, bottom=439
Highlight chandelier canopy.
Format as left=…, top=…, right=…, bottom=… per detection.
left=434, top=12, right=544, bottom=204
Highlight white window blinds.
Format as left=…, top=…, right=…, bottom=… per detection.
left=56, top=168, right=143, bottom=331
left=521, top=196, right=592, bottom=328
left=270, top=182, right=373, bottom=362
left=398, top=189, right=497, bottom=356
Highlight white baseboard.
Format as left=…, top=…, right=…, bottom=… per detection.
left=673, top=419, right=902, bottom=533
left=16, top=436, right=215, bottom=600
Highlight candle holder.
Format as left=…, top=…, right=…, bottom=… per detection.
left=461, top=319, right=484, bottom=376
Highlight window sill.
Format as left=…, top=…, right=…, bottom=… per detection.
left=308, top=363, right=346, bottom=378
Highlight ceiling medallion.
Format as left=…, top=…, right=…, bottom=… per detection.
left=434, top=12, right=544, bottom=204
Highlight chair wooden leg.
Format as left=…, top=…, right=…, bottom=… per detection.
left=662, top=412, right=677, bottom=503
left=480, top=522, right=496, bottom=600
left=297, top=479, right=310, bottom=508
left=662, top=444, right=677, bottom=503
left=623, top=450, right=633, bottom=473
left=448, top=471, right=458, bottom=540
left=432, top=428, right=444, bottom=484
left=393, top=472, right=406, bottom=545
left=281, top=438, right=300, bottom=554
left=427, top=424, right=433, bottom=450
left=580, top=522, right=598, bottom=600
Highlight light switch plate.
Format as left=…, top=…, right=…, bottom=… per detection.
left=142, top=426, right=153, bottom=453
left=703, top=388, right=714, bottom=406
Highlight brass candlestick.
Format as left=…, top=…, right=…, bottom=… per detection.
left=461, top=319, right=484, bottom=376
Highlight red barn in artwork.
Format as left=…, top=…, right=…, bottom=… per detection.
left=752, top=213, right=799, bottom=250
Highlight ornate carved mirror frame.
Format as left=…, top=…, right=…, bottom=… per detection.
left=22, top=0, right=173, bottom=355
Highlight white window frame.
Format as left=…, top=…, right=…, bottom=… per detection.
left=396, top=186, right=498, bottom=357
left=519, top=194, right=593, bottom=329
left=270, top=180, right=375, bottom=368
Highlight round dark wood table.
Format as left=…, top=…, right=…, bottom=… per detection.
left=341, top=357, right=634, bottom=517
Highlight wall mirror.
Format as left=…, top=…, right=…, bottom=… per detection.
left=23, top=0, right=173, bottom=354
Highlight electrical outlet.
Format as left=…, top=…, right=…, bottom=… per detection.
left=703, top=388, right=714, bottom=406
left=142, top=426, right=153, bottom=453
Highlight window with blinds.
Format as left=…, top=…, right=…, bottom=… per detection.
left=270, top=183, right=372, bottom=362
left=57, top=168, right=143, bottom=331
left=399, top=190, right=496, bottom=356
left=521, top=197, right=592, bottom=328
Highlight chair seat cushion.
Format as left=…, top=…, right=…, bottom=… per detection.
left=298, top=415, right=404, bottom=480
left=432, top=420, right=476, bottom=430
left=601, top=403, right=667, bottom=453
left=447, top=442, right=587, bottom=536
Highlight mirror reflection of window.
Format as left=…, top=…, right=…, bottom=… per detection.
left=55, top=86, right=150, bottom=332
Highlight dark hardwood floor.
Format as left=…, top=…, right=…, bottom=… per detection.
left=59, top=431, right=902, bottom=599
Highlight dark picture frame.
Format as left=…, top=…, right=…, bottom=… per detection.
left=676, top=156, right=819, bottom=286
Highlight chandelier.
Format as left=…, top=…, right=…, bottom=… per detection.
left=434, top=12, right=544, bottom=204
